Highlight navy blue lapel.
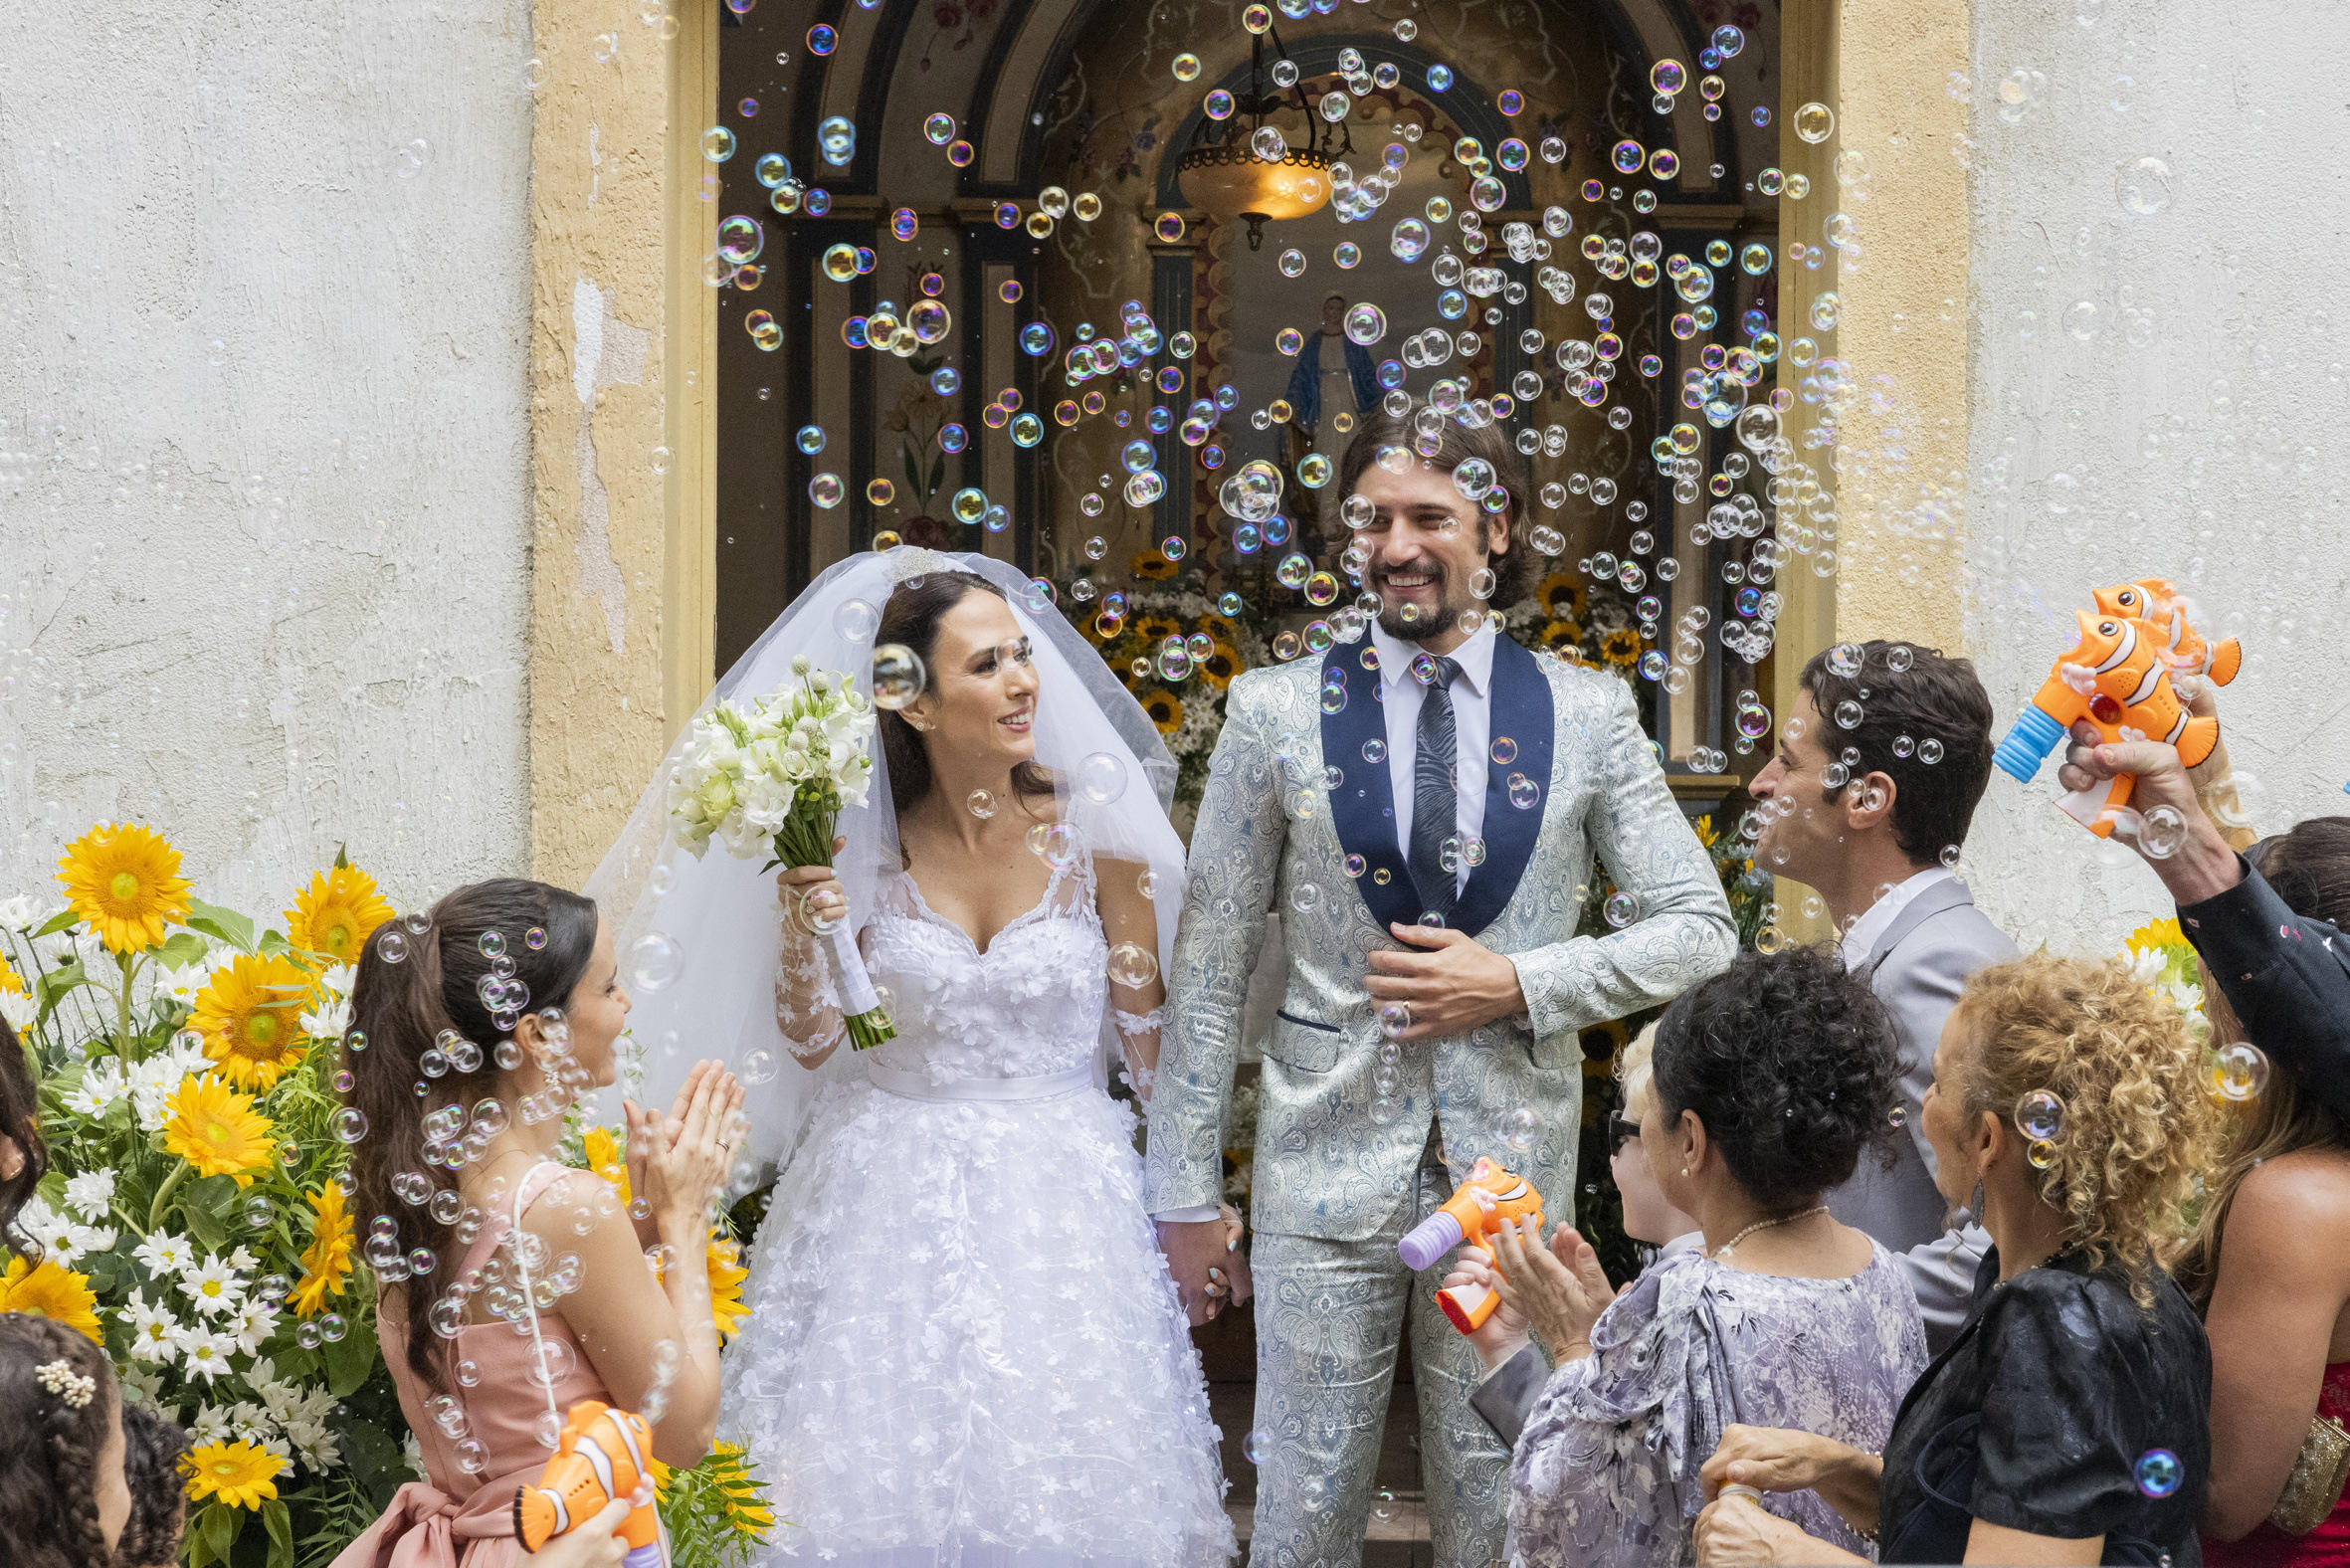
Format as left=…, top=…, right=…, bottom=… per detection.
left=1318, top=645, right=1423, bottom=934
left=1451, top=635, right=1555, bottom=938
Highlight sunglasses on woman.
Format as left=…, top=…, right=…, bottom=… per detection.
left=1607, top=1114, right=1642, bottom=1156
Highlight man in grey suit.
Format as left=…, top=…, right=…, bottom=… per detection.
left=1147, top=405, right=1735, bottom=1568
left=1748, top=638, right=2017, bottom=1350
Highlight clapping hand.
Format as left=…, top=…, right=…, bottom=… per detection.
left=627, top=1060, right=746, bottom=1233
left=1487, top=1216, right=1617, bottom=1360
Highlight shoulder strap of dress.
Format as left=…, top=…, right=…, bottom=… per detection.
left=457, top=1160, right=574, bottom=1280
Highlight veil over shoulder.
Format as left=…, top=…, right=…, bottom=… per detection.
left=584, top=546, right=1187, bottom=1171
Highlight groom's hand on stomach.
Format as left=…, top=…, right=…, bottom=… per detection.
left=1367, top=924, right=1528, bottom=1042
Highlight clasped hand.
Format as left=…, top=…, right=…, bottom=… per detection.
left=622, top=1059, right=747, bottom=1238
left=1365, top=923, right=1527, bottom=1041
left=1443, top=1214, right=1616, bottom=1362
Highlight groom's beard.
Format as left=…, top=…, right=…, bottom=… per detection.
left=1373, top=560, right=1476, bottom=643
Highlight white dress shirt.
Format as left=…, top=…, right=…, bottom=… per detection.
left=1838, top=867, right=1956, bottom=970
left=1369, top=619, right=1495, bottom=895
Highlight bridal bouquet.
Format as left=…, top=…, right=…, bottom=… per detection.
left=668, top=657, right=896, bottom=1049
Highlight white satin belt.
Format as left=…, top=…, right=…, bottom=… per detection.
left=864, top=1062, right=1095, bottom=1102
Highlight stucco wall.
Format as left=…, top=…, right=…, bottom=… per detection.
left=1959, top=0, right=2350, bottom=955
left=0, top=2, right=537, bottom=914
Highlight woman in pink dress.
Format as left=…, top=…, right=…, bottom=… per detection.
left=331, top=878, right=745, bottom=1568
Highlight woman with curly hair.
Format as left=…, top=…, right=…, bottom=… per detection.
left=1466, top=946, right=1926, bottom=1568
left=0, top=1013, right=49, bottom=1256
left=0, top=1310, right=132, bottom=1568
left=1695, top=951, right=2219, bottom=1566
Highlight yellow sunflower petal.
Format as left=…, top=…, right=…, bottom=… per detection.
left=285, top=864, right=396, bottom=971
left=189, top=952, right=314, bottom=1090
left=291, top=1183, right=355, bottom=1319
left=183, top=1441, right=286, bottom=1511
left=0, top=1257, right=102, bottom=1342
left=56, top=823, right=192, bottom=955
left=162, top=1075, right=277, bottom=1187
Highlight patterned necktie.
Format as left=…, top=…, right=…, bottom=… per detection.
left=1408, top=655, right=1463, bottom=924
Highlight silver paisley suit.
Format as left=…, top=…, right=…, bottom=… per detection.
left=1147, top=633, right=1736, bottom=1568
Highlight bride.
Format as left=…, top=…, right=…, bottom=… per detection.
left=589, top=548, right=1236, bottom=1568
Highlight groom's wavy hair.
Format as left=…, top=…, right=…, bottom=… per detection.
left=877, top=571, right=1056, bottom=821
left=345, top=878, right=599, bottom=1393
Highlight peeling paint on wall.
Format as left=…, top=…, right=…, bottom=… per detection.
left=569, top=277, right=647, bottom=660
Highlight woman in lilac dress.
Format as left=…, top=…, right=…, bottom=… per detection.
left=1458, top=947, right=1928, bottom=1567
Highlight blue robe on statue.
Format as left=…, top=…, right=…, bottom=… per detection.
left=1284, top=330, right=1380, bottom=432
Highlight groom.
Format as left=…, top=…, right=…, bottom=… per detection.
left=1148, top=406, right=1737, bottom=1567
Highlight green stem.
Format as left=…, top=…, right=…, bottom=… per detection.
left=115, top=951, right=136, bottom=1061
left=148, top=1158, right=191, bottom=1234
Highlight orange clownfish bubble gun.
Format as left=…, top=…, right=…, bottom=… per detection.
left=1396, top=1157, right=1544, bottom=1334
left=1992, top=609, right=2220, bottom=837
left=515, top=1401, right=665, bottom=1568
left=2090, top=579, right=2242, bottom=688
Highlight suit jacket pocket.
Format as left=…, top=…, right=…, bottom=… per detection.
left=1267, top=1008, right=1343, bottom=1073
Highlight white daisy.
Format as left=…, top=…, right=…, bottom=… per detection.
left=61, top=1058, right=126, bottom=1117
left=288, top=1418, right=340, bottom=1473
left=0, top=987, right=30, bottom=1032
left=62, top=1168, right=116, bottom=1220
left=228, top=1401, right=280, bottom=1447
left=300, top=991, right=352, bottom=1041
left=179, top=1257, right=244, bottom=1318
left=190, top=1404, right=234, bottom=1444
left=176, top=1327, right=239, bottom=1381
left=14, top=1196, right=75, bottom=1258
left=0, top=894, right=49, bottom=933
left=117, top=1363, right=169, bottom=1414
left=134, top=1230, right=196, bottom=1277
left=231, top=1300, right=278, bottom=1356
left=122, top=1291, right=181, bottom=1364
left=149, top=960, right=211, bottom=1010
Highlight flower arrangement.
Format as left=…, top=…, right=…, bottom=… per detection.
left=2122, top=917, right=2208, bottom=1040
left=3, top=832, right=407, bottom=1568
left=5, top=826, right=776, bottom=1567
left=669, top=659, right=894, bottom=1049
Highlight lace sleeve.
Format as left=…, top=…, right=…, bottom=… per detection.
left=1112, top=1006, right=1163, bottom=1102
left=775, top=908, right=848, bottom=1061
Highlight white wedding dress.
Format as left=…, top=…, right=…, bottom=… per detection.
left=719, top=851, right=1237, bottom=1568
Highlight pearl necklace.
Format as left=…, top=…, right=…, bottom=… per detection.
left=1714, top=1205, right=1829, bottom=1260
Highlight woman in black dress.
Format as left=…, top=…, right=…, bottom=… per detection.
left=1688, top=952, right=2221, bottom=1566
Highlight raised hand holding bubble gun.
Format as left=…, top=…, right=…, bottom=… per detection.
left=1397, top=1157, right=1544, bottom=1333
left=516, top=1402, right=666, bottom=1568
left=1992, top=609, right=2220, bottom=838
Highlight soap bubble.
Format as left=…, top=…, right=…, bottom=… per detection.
left=967, top=789, right=997, bottom=819
left=833, top=598, right=880, bottom=643
left=1290, top=882, right=1321, bottom=915
left=2134, top=1449, right=2182, bottom=1498
left=740, top=1049, right=778, bottom=1086
left=1918, top=738, right=1944, bottom=764
left=2016, top=1089, right=2065, bottom=1142
left=629, top=932, right=685, bottom=992
left=1378, top=1001, right=1412, bottom=1040
left=379, top=930, right=408, bottom=964
left=1834, top=699, right=1863, bottom=729
left=872, top=645, right=926, bottom=708
left=2212, top=1042, right=2269, bottom=1102
left=1245, top=1429, right=1273, bottom=1465
left=1603, top=890, right=1639, bottom=927
left=1107, top=942, right=1159, bottom=988
left=2138, top=804, right=2188, bottom=859
left=1278, top=248, right=1306, bottom=278
left=1077, top=752, right=1129, bottom=805
left=1793, top=102, right=1836, bottom=143
left=333, top=1107, right=369, bottom=1144
left=2116, top=156, right=2172, bottom=216
left=699, top=126, right=736, bottom=162
left=1344, top=302, right=1388, bottom=346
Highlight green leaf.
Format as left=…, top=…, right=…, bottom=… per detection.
left=927, top=453, right=945, bottom=499
left=323, top=1312, right=379, bottom=1397
left=339, top=1418, right=408, bottom=1503
left=184, top=1198, right=228, bottom=1252
left=902, top=447, right=922, bottom=499
left=34, top=959, right=89, bottom=1018
left=263, top=1497, right=294, bottom=1568
left=156, top=930, right=211, bottom=971
left=333, top=844, right=350, bottom=871
left=32, top=908, right=80, bottom=939
left=184, top=898, right=257, bottom=953
left=201, top=1502, right=243, bottom=1565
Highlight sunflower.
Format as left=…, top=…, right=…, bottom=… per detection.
left=162, top=1075, right=277, bottom=1187
left=1599, top=629, right=1642, bottom=668
left=2125, top=917, right=2188, bottom=958
left=1201, top=613, right=1242, bottom=645
left=1196, top=643, right=1242, bottom=691
left=0, top=1257, right=101, bottom=1342
left=1537, top=618, right=1584, bottom=651
left=290, top=1183, right=355, bottom=1318
left=0, top=952, right=24, bottom=998
left=1130, top=551, right=1177, bottom=582
left=1691, top=814, right=1720, bottom=850
left=285, top=864, right=395, bottom=971
left=653, top=1444, right=775, bottom=1544
left=1134, top=614, right=1181, bottom=647
left=707, top=1235, right=751, bottom=1341
left=189, top=952, right=314, bottom=1090
left=183, top=1441, right=286, bottom=1510
left=55, top=823, right=191, bottom=954
left=1140, top=691, right=1185, bottom=734
left=1537, top=572, right=1585, bottom=620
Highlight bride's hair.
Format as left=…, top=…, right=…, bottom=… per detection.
left=877, top=570, right=1056, bottom=815
left=342, top=878, right=599, bottom=1392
